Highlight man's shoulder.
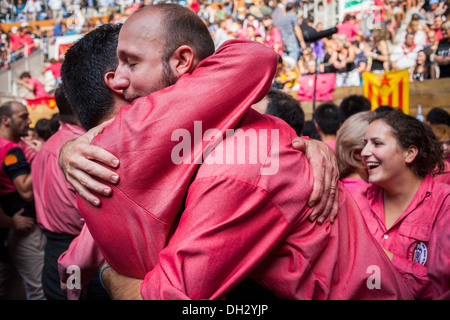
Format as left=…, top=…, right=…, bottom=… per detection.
left=0, top=136, right=20, bottom=154
left=38, top=125, right=81, bottom=157
left=195, top=110, right=310, bottom=189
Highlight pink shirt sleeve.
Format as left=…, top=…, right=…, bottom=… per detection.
left=73, top=40, right=278, bottom=287
left=29, top=77, right=51, bottom=99
left=140, top=158, right=310, bottom=300
left=58, top=224, right=104, bottom=300
left=427, top=201, right=450, bottom=299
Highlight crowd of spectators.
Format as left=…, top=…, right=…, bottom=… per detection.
left=0, top=0, right=146, bottom=68
left=0, top=1, right=449, bottom=301
left=0, top=0, right=449, bottom=87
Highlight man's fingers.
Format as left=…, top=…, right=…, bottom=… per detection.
left=313, top=185, right=337, bottom=224
left=306, top=158, right=326, bottom=207
left=68, top=172, right=106, bottom=207
left=308, top=179, right=329, bottom=222
left=68, top=145, right=119, bottom=185
left=80, top=144, right=120, bottom=172
left=291, top=137, right=307, bottom=152
left=329, top=191, right=339, bottom=223
left=13, top=208, right=25, bottom=216
left=90, top=118, right=114, bottom=136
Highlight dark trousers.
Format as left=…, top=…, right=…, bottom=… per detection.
left=42, top=230, right=109, bottom=300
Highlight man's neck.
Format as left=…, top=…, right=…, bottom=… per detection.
left=319, top=133, right=336, bottom=143
left=0, top=128, right=19, bottom=143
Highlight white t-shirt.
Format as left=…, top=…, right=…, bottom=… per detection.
left=391, top=43, right=422, bottom=70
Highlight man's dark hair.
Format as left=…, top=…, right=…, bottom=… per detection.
left=265, top=89, right=305, bottom=136
left=19, top=71, right=31, bottom=79
left=54, top=84, right=78, bottom=125
left=314, top=102, right=341, bottom=135
left=343, top=14, right=355, bottom=22
left=426, top=107, right=450, bottom=126
left=61, top=23, right=122, bottom=130
left=34, top=118, right=54, bottom=141
left=302, top=120, right=320, bottom=140
left=374, top=105, right=396, bottom=114
left=49, top=113, right=60, bottom=133
left=339, top=94, right=371, bottom=122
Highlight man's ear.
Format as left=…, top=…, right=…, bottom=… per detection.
left=104, top=71, right=123, bottom=95
left=1, top=115, right=10, bottom=127
left=314, top=122, right=322, bottom=134
left=169, top=45, right=196, bottom=77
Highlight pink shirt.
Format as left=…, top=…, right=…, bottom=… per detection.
left=427, top=200, right=450, bottom=299
left=341, top=176, right=369, bottom=194
left=264, top=26, right=283, bottom=57
left=44, top=63, right=62, bottom=79
left=58, top=40, right=277, bottom=295
left=434, top=160, right=450, bottom=185
left=325, top=139, right=335, bottom=151
left=21, top=34, right=35, bottom=55
left=59, top=40, right=411, bottom=300
left=0, top=138, right=22, bottom=196
left=32, top=123, right=86, bottom=234
left=353, top=175, right=450, bottom=299
left=29, top=77, right=52, bottom=99
left=10, top=33, right=22, bottom=52
left=141, top=111, right=411, bottom=299
left=337, top=21, right=361, bottom=43
left=18, top=140, right=36, bottom=165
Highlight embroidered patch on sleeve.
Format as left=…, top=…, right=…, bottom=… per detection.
left=2, top=147, right=30, bottom=181
left=4, top=154, right=18, bottom=166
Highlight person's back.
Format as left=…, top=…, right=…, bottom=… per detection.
left=61, top=39, right=278, bottom=282
left=10, top=33, right=22, bottom=51
left=140, top=107, right=412, bottom=299
left=32, top=122, right=85, bottom=232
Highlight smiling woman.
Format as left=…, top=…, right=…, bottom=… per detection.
left=354, top=110, right=450, bottom=299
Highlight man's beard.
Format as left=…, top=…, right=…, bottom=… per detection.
left=161, top=59, right=178, bottom=88
left=123, top=60, right=178, bottom=102
left=11, top=121, right=28, bottom=138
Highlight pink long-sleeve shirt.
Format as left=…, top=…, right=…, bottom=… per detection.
left=353, top=175, right=450, bottom=299
left=32, top=123, right=86, bottom=235
left=341, top=177, right=370, bottom=194
left=58, top=39, right=277, bottom=293
left=140, top=110, right=412, bottom=299
left=59, top=40, right=412, bottom=300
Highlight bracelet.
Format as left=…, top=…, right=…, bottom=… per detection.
left=99, top=265, right=112, bottom=290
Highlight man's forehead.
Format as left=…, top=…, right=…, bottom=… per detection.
left=117, top=29, right=160, bottom=58
left=12, top=103, right=28, bottom=115
left=117, top=27, right=145, bottom=54
left=119, top=10, right=161, bottom=43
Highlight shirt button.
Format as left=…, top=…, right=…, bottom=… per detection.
left=383, top=234, right=389, bottom=239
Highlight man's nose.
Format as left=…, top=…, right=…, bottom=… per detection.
left=111, top=67, right=130, bottom=91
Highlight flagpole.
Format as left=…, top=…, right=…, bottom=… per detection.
left=313, top=55, right=318, bottom=113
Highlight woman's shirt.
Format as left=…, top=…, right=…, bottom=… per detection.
left=353, top=175, right=450, bottom=299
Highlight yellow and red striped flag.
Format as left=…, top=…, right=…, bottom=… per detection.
left=362, top=69, right=409, bottom=114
